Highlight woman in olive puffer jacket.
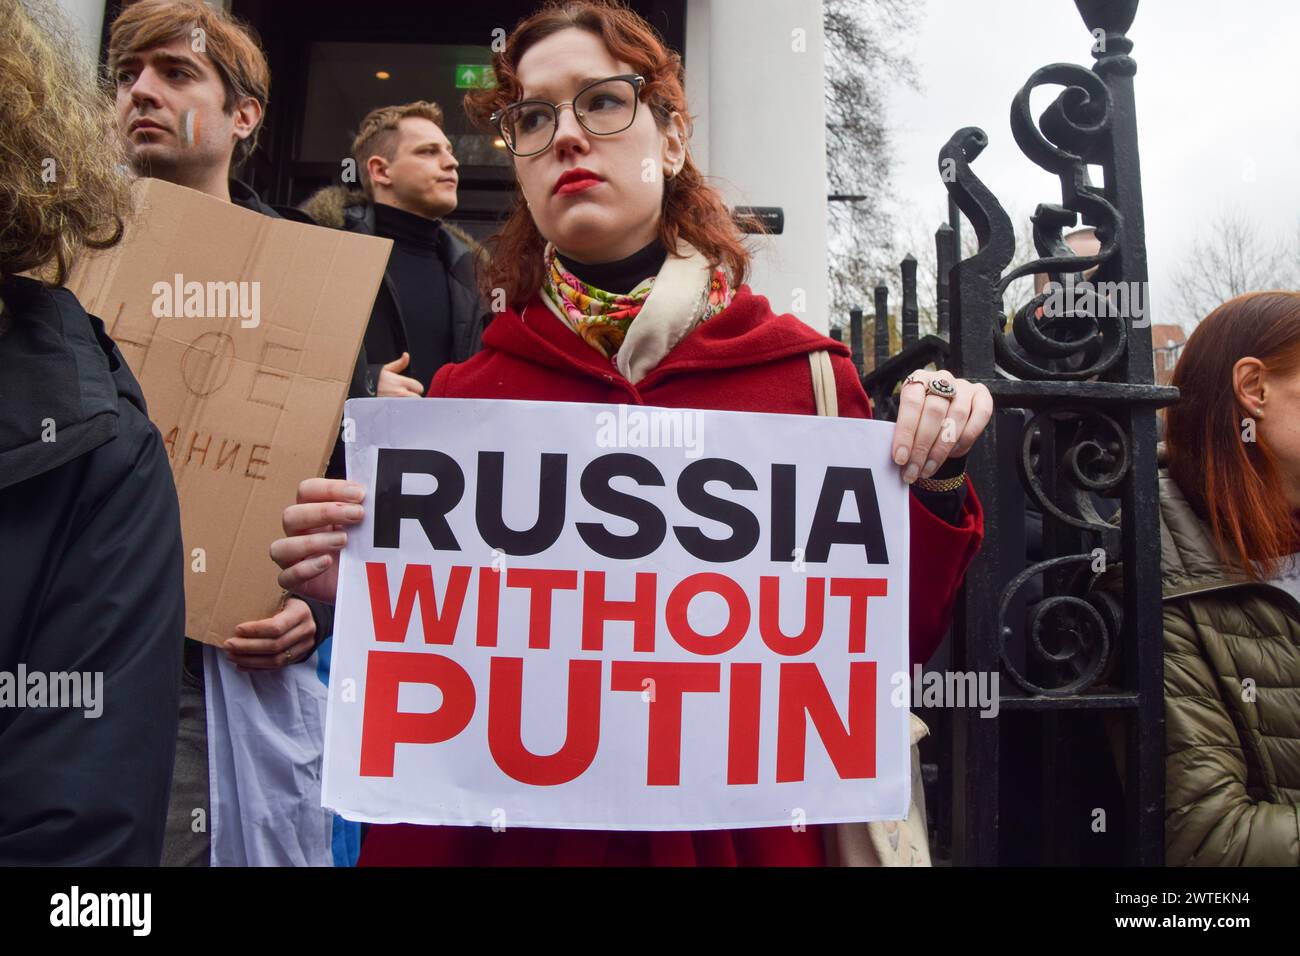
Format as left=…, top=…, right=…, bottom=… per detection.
left=1161, top=291, right=1300, bottom=867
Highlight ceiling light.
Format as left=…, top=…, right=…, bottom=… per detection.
left=375, top=70, right=391, bottom=80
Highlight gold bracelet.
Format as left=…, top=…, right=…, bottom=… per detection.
left=913, top=471, right=967, bottom=493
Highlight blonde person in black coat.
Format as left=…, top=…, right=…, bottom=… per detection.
left=0, top=0, right=184, bottom=865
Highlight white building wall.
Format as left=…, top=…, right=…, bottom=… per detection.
left=685, top=0, right=829, bottom=333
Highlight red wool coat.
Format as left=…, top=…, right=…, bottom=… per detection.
left=357, top=286, right=984, bottom=867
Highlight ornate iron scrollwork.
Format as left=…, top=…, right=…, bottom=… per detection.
left=940, top=59, right=1142, bottom=385
left=997, top=63, right=1129, bottom=381
left=997, top=554, right=1121, bottom=696
left=939, top=62, right=1139, bottom=699
left=937, top=0, right=1171, bottom=866
left=939, top=127, right=1016, bottom=295
left=1018, top=406, right=1128, bottom=533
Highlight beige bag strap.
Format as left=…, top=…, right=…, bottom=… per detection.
left=808, top=350, right=838, bottom=418
left=809, top=348, right=932, bottom=866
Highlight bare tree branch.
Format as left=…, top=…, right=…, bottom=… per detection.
left=824, top=0, right=922, bottom=327
left=1170, top=209, right=1299, bottom=327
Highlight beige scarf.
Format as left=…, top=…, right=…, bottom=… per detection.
left=538, top=241, right=721, bottom=384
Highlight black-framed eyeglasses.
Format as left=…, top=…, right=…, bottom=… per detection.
left=491, top=74, right=646, bottom=157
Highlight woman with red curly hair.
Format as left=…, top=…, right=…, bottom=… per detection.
left=1161, top=291, right=1300, bottom=866
left=271, top=0, right=988, bottom=866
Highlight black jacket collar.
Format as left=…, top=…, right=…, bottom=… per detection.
left=229, top=179, right=317, bottom=224
left=341, top=200, right=479, bottom=301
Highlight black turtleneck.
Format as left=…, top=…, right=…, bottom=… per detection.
left=557, top=239, right=667, bottom=295
left=373, top=202, right=452, bottom=389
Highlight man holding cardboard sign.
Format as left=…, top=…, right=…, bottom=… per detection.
left=109, top=2, right=321, bottom=666
left=85, top=0, right=390, bottom=867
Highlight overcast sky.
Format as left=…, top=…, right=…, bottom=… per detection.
left=885, top=0, right=1300, bottom=328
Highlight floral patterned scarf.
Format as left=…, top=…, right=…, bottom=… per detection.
left=541, top=242, right=733, bottom=359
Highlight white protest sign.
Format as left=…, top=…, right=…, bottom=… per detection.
left=323, top=398, right=911, bottom=831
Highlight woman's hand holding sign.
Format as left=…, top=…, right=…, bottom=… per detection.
left=890, top=369, right=993, bottom=486
left=271, top=478, right=367, bottom=604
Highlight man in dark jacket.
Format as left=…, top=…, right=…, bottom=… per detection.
left=302, top=101, right=490, bottom=412
left=0, top=0, right=183, bottom=864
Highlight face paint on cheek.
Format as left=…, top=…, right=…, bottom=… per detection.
left=180, top=108, right=200, bottom=147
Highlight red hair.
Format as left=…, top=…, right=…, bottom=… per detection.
left=1165, top=291, right=1300, bottom=579
left=464, top=0, right=752, bottom=308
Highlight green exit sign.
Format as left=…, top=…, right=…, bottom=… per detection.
left=455, top=64, right=495, bottom=89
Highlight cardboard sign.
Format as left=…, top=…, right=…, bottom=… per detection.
left=323, top=398, right=911, bottom=831
left=68, top=178, right=391, bottom=645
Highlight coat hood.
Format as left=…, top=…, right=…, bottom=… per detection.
left=300, top=184, right=369, bottom=230
left=1158, top=470, right=1243, bottom=593
left=0, top=276, right=145, bottom=491
left=1156, top=446, right=1253, bottom=598
left=299, top=185, right=480, bottom=251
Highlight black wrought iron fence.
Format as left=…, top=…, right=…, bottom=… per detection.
left=838, top=0, right=1176, bottom=865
